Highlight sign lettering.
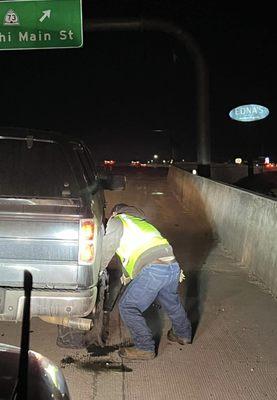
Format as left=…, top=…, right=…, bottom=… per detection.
left=229, top=104, right=269, bottom=122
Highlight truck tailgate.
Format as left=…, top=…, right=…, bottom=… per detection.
left=0, top=197, right=83, bottom=288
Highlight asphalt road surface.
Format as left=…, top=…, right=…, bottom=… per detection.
left=1, top=167, right=277, bottom=400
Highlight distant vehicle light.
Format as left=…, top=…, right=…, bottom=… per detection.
left=141, top=163, right=147, bottom=167
left=235, top=158, right=242, bottom=164
left=265, top=157, right=270, bottom=164
left=229, top=104, right=269, bottom=122
left=104, top=160, right=115, bottom=165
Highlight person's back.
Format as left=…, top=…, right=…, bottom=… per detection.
left=101, top=203, right=192, bottom=360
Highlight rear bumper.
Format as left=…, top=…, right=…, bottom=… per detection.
left=0, top=287, right=97, bottom=322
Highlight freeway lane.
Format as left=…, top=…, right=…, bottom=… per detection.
left=1, top=167, right=277, bottom=400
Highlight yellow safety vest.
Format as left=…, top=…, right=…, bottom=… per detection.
left=115, top=213, right=169, bottom=278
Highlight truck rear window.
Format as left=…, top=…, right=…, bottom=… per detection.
left=0, top=138, right=79, bottom=197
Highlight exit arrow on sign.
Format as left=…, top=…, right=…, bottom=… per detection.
left=39, top=10, right=51, bottom=22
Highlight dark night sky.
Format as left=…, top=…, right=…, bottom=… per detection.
left=0, top=0, right=276, bottom=162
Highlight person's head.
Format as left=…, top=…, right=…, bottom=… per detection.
left=110, top=203, right=129, bottom=217
left=110, top=203, right=145, bottom=219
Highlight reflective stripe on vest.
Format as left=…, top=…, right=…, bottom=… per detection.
left=115, top=213, right=168, bottom=278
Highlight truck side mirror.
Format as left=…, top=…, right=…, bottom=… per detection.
left=100, top=174, right=126, bottom=191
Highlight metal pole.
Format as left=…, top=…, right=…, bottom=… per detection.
left=84, top=18, right=211, bottom=177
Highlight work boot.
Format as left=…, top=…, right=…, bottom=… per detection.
left=167, top=328, right=191, bottom=345
left=118, top=347, right=156, bottom=361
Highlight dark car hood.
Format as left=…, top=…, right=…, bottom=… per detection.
left=0, top=343, right=70, bottom=400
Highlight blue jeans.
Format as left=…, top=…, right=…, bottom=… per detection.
left=119, top=262, right=191, bottom=352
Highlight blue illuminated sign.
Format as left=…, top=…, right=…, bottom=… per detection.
left=229, top=104, right=269, bottom=122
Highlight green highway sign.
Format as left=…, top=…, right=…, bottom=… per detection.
left=0, top=0, right=83, bottom=50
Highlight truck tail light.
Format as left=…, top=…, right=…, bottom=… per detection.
left=78, top=219, right=95, bottom=265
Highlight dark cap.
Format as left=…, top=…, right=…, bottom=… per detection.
left=110, top=203, right=145, bottom=219
left=110, top=203, right=129, bottom=215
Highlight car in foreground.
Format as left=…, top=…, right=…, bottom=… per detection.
left=0, top=343, right=70, bottom=400
left=1, top=270, right=71, bottom=400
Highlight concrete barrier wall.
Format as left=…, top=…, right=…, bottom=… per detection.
left=175, top=162, right=263, bottom=184
left=168, top=166, right=277, bottom=297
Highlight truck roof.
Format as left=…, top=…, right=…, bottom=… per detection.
left=0, top=126, right=79, bottom=144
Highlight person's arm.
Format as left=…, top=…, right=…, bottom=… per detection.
left=100, top=217, right=123, bottom=270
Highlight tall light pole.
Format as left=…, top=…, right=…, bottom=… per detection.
left=85, top=18, right=211, bottom=177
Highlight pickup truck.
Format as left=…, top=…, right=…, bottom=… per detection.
left=0, top=127, right=125, bottom=339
